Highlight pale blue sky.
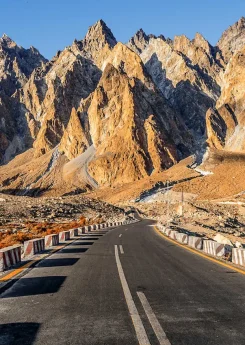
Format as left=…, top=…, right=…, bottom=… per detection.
left=1, top=0, right=244, bottom=59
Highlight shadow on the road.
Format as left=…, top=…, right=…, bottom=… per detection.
left=0, top=323, right=40, bottom=345
left=61, top=248, right=88, bottom=254
left=1, top=276, right=66, bottom=298
left=73, top=242, right=94, bottom=246
left=82, top=237, right=99, bottom=240
left=83, top=233, right=104, bottom=236
left=37, top=258, right=79, bottom=267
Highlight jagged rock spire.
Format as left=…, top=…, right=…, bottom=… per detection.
left=84, top=19, right=117, bottom=49
left=217, top=17, right=245, bottom=63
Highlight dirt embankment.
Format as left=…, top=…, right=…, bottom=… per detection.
left=173, top=149, right=245, bottom=201
left=136, top=198, right=245, bottom=245
left=0, top=193, right=126, bottom=249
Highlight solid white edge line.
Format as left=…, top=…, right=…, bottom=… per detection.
left=137, top=291, right=171, bottom=345
left=114, top=245, right=150, bottom=345
left=119, top=245, right=124, bottom=254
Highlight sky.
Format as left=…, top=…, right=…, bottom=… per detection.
left=1, top=0, right=245, bottom=59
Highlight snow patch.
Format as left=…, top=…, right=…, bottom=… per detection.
left=194, top=168, right=214, bottom=176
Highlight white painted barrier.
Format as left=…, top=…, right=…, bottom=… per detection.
left=232, top=248, right=245, bottom=266
left=45, top=234, right=59, bottom=248
left=188, top=236, right=203, bottom=250
left=203, top=240, right=232, bottom=258
left=165, top=228, right=172, bottom=236
left=59, top=231, right=70, bottom=242
left=176, top=233, right=189, bottom=244
left=0, top=245, right=22, bottom=271
left=169, top=230, right=178, bottom=240
left=70, top=229, right=78, bottom=237
left=78, top=227, right=86, bottom=234
left=24, top=238, right=45, bottom=257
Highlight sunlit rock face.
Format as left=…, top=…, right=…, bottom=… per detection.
left=128, top=31, right=223, bottom=152
left=1, top=18, right=245, bottom=190
left=0, top=34, right=47, bottom=163
left=207, top=45, right=245, bottom=151
left=217, top=17, right=245, bottom=64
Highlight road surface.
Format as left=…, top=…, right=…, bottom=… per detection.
left=1, top=220, right=245, bottom=344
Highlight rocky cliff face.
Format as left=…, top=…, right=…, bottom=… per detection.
left=217, top=17, right=245, bottom=64
left=206, top=18, right=245, bottom=152
left=0, top=34, right=46, bottom=163
left=207, top=45, right=245, bottom=151
left=0, top=34, right=47, bottom=96
left=129, top=31, right=223, bottom=151
left=85, top=47, right=193, bottom=185
left=22, top=49, right=101, bottom=157
left=1, top=18, right=245, bottom=193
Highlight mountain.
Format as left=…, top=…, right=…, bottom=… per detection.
left=1, top=18, right=245, bottom=196
left=0, top=34, right=46, bottom=163
left=217, top=17, right=245, bottom=64
left=128, top=31, right=223, bottom=152
left=80, top=44, right=193, bottom=186
left=207, top=45, right=245, bottom=151
left=0, top=34, right=47, bottom=96
left=206, top=18, right=245, bottom=151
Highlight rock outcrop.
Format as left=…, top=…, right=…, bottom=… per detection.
left=72, top=19, right=117, bottom=68
left=134, top=34, right=223, bottom=149
left=207, top=45, right=245, bottom=151
left=0, top=34, right=46, bottom=163
left=85, top=58, right=192, bottom=186
left=0, top=34, right=47, bottom=95
left=217, top=17, right=245, bottom=64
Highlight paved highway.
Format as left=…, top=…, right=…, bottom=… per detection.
left=1, top=220, right=245, bottom=344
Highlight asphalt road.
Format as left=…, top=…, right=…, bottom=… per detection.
left=1, top=220, right=245, bottom=345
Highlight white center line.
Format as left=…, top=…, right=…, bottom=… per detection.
left=119, top=234, right=122, bottom=238
left=137, top=291, right=171, bottom=345
left=114, top=245, right=150, bottom=345
left=119, top=245, right=124, bottom=254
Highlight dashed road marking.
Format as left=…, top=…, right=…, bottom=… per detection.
left=137, top=291, right=171, bottom=345
left=119, top=234, right=122, bottom=238
left=119, top=245, right=124, bottom=254
left=114, top=245, right=150, bottom=345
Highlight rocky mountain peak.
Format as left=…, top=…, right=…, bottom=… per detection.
left=134, top=28, right=148, bottom=40
left=0, top=33, right=16, bottom=48
left=127, top=28, right=151, bottom=55
left=84, top=19, right=117, bottom=49
left=77, top=19, right=117, bottom=67
left=127, top=29, right=164, bottom=55
left=237, top=16, right=245, bottom=28
left=217, top=17, right=245, bottom=63
left=193, top=32, right=212, bottom=53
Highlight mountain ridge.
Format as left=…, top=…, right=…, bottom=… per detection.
left=0, top=18, right=245, bottom=195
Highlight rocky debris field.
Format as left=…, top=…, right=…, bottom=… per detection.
left=0, top=193, right=128, bottom=249
left=136, top=199, right=245, bottom=246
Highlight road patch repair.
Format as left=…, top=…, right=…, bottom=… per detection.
left=0, top=220, right=136, bottom=293
left=155, top=225, right=245, bottom=276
